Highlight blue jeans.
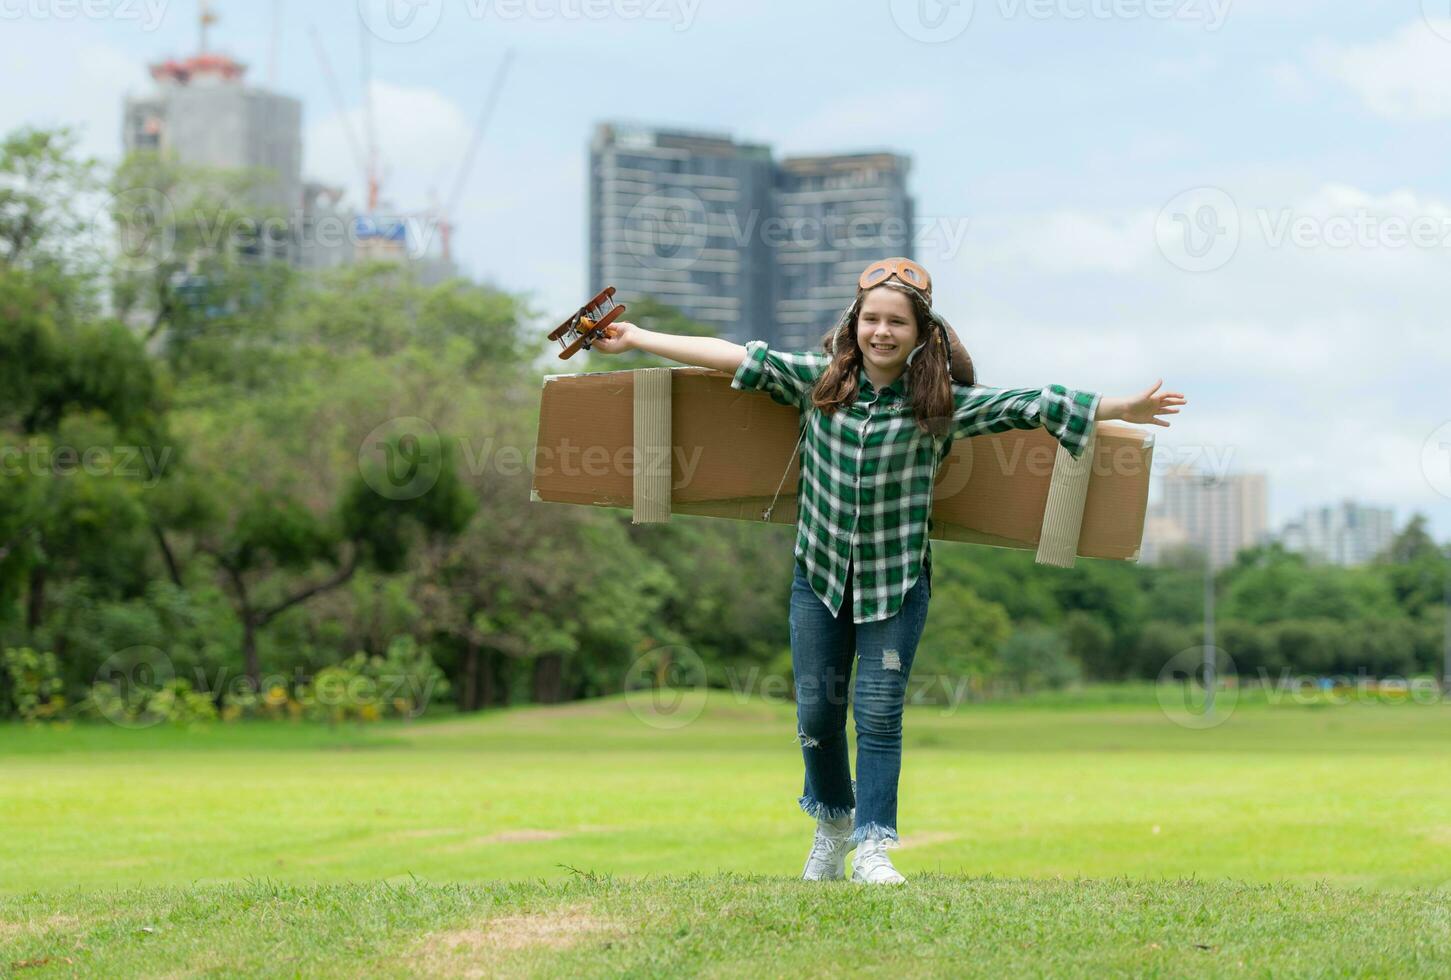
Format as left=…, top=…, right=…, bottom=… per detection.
left=789, top=555, right=931, bottom=848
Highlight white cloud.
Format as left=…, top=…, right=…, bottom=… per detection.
left=1309, top=20, right=1451, bottom=121
left=0, top=30, right=146, bottom=161
left=304, top=80, right=476, bottom=211
left=761, top=88, right=951, bottom=157
left=923, top=179, right=1451, bottom=531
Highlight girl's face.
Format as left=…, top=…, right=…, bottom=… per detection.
left=856, top=286, right=920, bottom=376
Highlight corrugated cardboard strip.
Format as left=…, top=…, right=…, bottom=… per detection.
left=632, top=367, right=671, bottom=523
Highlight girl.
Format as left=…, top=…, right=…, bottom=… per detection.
left=590, top=257, right=1185, bottom=885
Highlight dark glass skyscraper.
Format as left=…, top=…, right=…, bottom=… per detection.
left=589, top=123, right=914, bottom=349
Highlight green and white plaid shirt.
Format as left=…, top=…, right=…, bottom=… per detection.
left=731, top=339, right=1101, bottom=624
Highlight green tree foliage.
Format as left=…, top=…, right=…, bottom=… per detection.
left=2, top=123, right=1448, bottom=720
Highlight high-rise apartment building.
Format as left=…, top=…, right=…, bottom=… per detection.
left=1146, top=464, right=1270, bottom=569
left=589, top=123, right=775, bottom=341
left=124, top=52, right=302, bottom=259
left=1278, top=501, right=1396, bottom=566
left=772, top=153, right=914, bottom=349
left=588, top=122, right=916, bottom=347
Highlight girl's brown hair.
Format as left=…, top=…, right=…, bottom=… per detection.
left=808, top=282, right=974, bottom=438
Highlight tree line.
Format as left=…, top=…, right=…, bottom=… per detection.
left=1, top=124, right=1447, bottom=724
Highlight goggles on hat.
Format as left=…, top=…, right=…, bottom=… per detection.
left=858, top=257, right=932, bottom=300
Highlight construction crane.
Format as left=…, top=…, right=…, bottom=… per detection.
left=309, top=21, right=513, bottom=268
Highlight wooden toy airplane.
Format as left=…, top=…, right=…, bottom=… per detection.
left=548, top=286, right=627, bottom=359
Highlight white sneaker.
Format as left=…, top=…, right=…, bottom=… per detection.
left=850, top=838, right=906, bottom=885
left=802, top=814, right=853, bottom=881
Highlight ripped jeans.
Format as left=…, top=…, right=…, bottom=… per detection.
left=789, top=555, right=931, bottom=848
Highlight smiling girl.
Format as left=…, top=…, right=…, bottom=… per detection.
left=590, top=257, right=1185, bottom=884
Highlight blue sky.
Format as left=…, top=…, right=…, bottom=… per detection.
left=4, top=0, right=1450, bottom=540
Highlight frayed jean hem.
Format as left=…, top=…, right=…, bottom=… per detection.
left=849, top=822, right=900, bottom=848
left=799, top=779, right=856, bottom=822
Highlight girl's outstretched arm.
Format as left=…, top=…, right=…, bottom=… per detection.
left=590, top=321, right=747, bottom=375
left=1094, top=380, right=1187, bottom=426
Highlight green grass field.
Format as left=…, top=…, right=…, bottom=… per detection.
left=5, top=686, right=1451, bottom=976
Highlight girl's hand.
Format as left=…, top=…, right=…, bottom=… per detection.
left=1102, top=379, right=1186, bottom=426
left=589, top=320, right=636, bottom=355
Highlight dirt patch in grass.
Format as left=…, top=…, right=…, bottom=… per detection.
left=0, top=913, right=82, bottom=939
left=416, top=905, right=624, bottom=976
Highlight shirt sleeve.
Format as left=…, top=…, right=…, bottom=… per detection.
left=730, top=340, right=831, bottom=410
left=950, top=383, right=1102, bottom=460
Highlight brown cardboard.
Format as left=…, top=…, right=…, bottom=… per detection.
left=531, top=366, right=1153, bottom=561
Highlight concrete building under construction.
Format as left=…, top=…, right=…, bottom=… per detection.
left=120, top=2, right=455, bottom=282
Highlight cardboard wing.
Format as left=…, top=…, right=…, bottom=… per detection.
left=530, top=366, right=1154, bottom=565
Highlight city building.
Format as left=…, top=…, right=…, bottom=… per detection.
left=123, top=49, right=302, bottom=263
left=772, top=152, right=914, bottom=349
left=122, top=5, right=455, bottom=283
left=1278, top=501, right=1396, bottom=566
left=1144, top=464, right=1270, bottom=569
left=588, top=122, right=916, bottom=346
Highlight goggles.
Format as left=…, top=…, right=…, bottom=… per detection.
left=858, top=257, right=932, bottom=301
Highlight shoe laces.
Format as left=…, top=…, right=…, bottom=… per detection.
left=854, top=840, right=899, bottom=879
left=809, top=829, right=849, bottom=864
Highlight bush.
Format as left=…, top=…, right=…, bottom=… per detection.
left=295, top=636, right=449, bottom=725
left=996, top=625, right=1082, bottom=694
left=86, top=677, right=217, bottom=729
left=1, top=647, right=66, bottom=723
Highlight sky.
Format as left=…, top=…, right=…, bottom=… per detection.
left=3, top=0, right=1449, bottom=541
